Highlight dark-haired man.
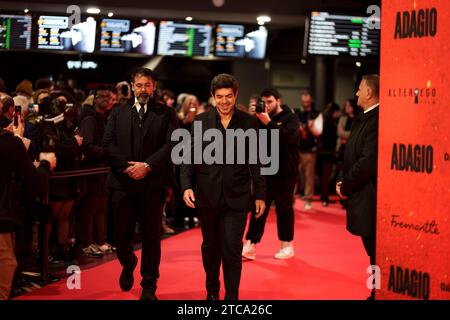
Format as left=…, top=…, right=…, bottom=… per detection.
left=103, top=68, right=178, bottom=300
left=243, top=88, right=299, bottom=260
left=180, top=73, right=265, bottom=300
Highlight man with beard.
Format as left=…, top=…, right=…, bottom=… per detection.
left=242, top=88, right=300, bottom=260
left=103, top=68, right=178, bottom=300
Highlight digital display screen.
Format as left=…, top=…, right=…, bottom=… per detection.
left=157, top=21, right=212, bottom=57
left=0, top=14, right=32, bottom=49
left=215, top=24, right=268, bottom=59
left=100, top=18, right=156, bottom=54
left=306, top=12, right=380, bottom=57
left=37, top=15, right=96, bottom=52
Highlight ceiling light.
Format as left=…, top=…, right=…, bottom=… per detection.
left=356, top=61, right=362, bottom=67
left=24, top=9, right=29, bottom=13
left=108, top=12, right=114, bottom=17
left=86, top=7, right=100, bottom=14
left=257, top=15, right=271, bottom=25
left=186, top=17, right=193, bottom=22
left=301, top=59, right=307, bottom=64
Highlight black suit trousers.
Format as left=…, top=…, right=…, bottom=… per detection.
left=246, top=178, right=296, bottom=243
left=197, top=205, right=248, bottom=300
left=111, top=187, right=165, bottom=291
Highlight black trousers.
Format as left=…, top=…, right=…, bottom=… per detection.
left=78, top=193, right=108, bottom=247
left=197, top=205, right=248, bottom=300
left=361, top=236, right=376, bottom=266
left=112, top=188, right=165, bottom=292
left=246, top=178, right=296, bottom=244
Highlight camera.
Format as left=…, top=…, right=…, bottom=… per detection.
left=255, top=99, right=264, bottom=113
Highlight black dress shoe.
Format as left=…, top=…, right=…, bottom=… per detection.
left=206, top=293, right=219, bottom=300
left=141, top=290, right=158, bottom=300
left=119, top=254, right=138, bottom=291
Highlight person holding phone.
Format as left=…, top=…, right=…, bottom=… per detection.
left=0, top=97, right=15, bottom=129
left=0, top=114, right=56, bottom=299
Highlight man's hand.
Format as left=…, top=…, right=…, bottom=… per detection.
left=74, top=134, right=83, bottom=146
left=256, top=112, right=271, bottom=126
left=6, top=115, right=24, bottom=137
left=254, top=199, right=266, bottom=218
left=124, top=161, right=150, bottom=180
left=39, top=152, right=57, bottom=171
left=336, top=181, right=348, bottom=200
left=248, top=105, right=257, bottom=116
left=183, top=189, right=196, bottom=208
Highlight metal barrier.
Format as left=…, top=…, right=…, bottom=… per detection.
left=38, top=167, right=110, bottom=281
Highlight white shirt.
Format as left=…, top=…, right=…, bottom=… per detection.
left=364, top=103, right=379, bottom=114
left=133, top=98, right=147, bottom=114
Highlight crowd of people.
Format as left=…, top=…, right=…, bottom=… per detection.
left=0, top=70, right=378, bottom=300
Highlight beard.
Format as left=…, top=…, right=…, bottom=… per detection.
left=137, top=93, right=150, bottom=105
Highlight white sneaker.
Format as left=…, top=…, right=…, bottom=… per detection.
left=274, top=245, right=294, bottom=259
left=95, top=242, right=115, bottom=253
left=304, top=202, right=312, bottom=210
left=242, top=240, right=256, bottom=260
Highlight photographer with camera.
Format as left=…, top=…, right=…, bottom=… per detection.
left=28, top=91, right=81, bottom=262
left=0, top=114, right=56, bottom=299
left=242, top=88, right=300, bottom=260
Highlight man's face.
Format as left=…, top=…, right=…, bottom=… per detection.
left=356, top=80, right=368, bottom=107
left=301, top=93, right=312, bottom=110
left=132, top=75, right=155, bottom=105
left=262, top=95, right=281, bottom=117
left=95, top=90, right=112, bottom=110
left=212, top=88, right=236, bottom=117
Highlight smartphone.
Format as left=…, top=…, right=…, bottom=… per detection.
left=14, top=105, right=21, bottom=126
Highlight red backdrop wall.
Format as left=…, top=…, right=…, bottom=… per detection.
left=378, top=0, right=450, bottom=300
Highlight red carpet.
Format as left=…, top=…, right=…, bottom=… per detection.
left=16, top=199, right=370, bottom=300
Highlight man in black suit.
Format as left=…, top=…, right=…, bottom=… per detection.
left=103, top=67, right=178, bottom=300
left=336, top=74, right=379, bottom=299
left=180, top=74, right=265, bottom=300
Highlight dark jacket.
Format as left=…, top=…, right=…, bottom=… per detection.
left=341, top=107, right=378, bottom=237
left=265, top=105, right=300, bottom=179
left=180, top=107, right=265, bottom=211
left=295, top=108, right=320, bottom=152
left=79, top=105, right=108, bottom=194
left=0, top=129, right=50, bottom=232
left=103, top=99, right=178, bottom=193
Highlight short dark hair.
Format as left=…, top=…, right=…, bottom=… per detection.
left=131, top=67, right=155, bottom=83
left=94, top=84, right=112, bottom=97
left=300, top=89, right=313, bottom=97
left=210, top=73, right=239, bottom=95
left=1, top=96, right=14, bottom=114
left=162, top=89, right=175, bottom=100
left=362, top=74, right=379, bottom=98
left=261, top=88, right=282, bottom=100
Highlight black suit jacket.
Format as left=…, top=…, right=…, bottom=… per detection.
left=103, top=99, right=178, bottom=193
left=180, top=107, right=265, bottom=211
left=341, top=107, right=378, bottom=237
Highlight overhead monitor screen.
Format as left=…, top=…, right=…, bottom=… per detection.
left=37, top=15, right=96, bottom=53
left=157, top=21, right=212, bottom=57
left=215, top=24, right=268, bottom=59
left=100, top=18, right=156, bottom=54
left=306, top=12, right=380, bottom=57
left=0, top=14, right=32, bottom=49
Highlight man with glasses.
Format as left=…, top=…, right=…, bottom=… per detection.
left=103, top=68, right=178, bottom=300
left=78, top=85, right=114, bottom=257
